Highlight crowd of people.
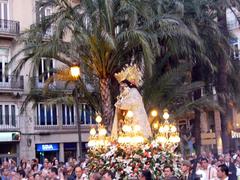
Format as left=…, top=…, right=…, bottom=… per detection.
left=1, top=151, right=240, bottom=180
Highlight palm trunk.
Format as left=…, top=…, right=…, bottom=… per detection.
left=217, top=63, right=232, bottom=153
left=217, top=8, right=232, bottom=153
left=99, top=78, right=114, bottom=128
left=192, top=67, right=202, bottom=155
left=194, top=110, right=201, bottom=155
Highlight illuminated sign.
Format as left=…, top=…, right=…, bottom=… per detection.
left=36, top=144, right=59, bottom=152
left=0, top=132, right=20, bottom=142
left=232, top=131, right=240, bottom=138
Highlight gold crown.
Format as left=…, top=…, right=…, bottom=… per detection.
left=114, top=64, right=143, bottom=87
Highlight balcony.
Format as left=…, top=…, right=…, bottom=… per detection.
left=0, top=115, right=20, bottom=131
left=0, top=19, right=20, bottom=39
left=0, top=75, right=24, bottom=93
left=31, top=77, right=75, bottom=91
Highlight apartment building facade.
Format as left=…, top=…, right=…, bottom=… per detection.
left=0, top=0, right=93, bottom=164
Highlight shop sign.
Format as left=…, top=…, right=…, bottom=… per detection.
left=0, top=132, right=20, bottom=142
left=36, top=143, right=59, bottom=152
left=201, top=132, right=216, bottom=145
left=231, top=130, right=240, bottom=138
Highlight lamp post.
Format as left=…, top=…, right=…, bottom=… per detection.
left=70, top=65, right=83, bottom=159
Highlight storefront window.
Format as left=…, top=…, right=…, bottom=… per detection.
left=64, top=143, right=76, bottom=162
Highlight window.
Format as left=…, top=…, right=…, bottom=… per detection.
left=36, top=2, right=54, bottom=37
left=0, top=104, right=17, bottom=126
left=80, top=104, right=95, bottom=124
left=0, top=0, right=8, bottom=30
left=37, top=58, right=54, bottom=86
left=36, top=103, right=57, bottom=125
left=0, top=48, right=9, bottom=84
left=62, top=104, right=74, bottom=125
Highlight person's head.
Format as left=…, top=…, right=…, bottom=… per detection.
left=224, top=154, right=231, bottom=163
left=32, top=163, right=38, bottom=171
left=68, top=157, right=73, bottom=163
left=44, top=158, right=49, bottom=163
left=200, top=158, right=209, bottom=169
left=181, top=160, right=191, bottom=173
left=217, top=164, right=229, bottom=179
left=75, top=166, right=83, bottom=178
left=89, top=172, right=102, bottom=180
left=53, top=159, right=59, bottom=166
left=18, top=169, right=26, bottom=178
left=43, top=162, right=48, bottom=168
left=163, top=166, right=173, bottom=178
left=32, top=158, right=37, bottom=165
left=48, top=162, right=53, bottom=169
left=49, top=167, right=58, bottom=178
left=139, top=170, right=152, bottom=180
left=27, top=174, right=34, bottom=180
left=33, top=173, right=41, bottom=180
left=67, top=164, right=74, bottom=174
left=102, top=170, right=114, bottom=180
left=237, top=155, right=240, bottom=163
left=218, top=155, right=224, bottom=162
left=120, top=80, right=137, bottom=90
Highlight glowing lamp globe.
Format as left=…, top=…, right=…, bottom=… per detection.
left=126, top=111, right=134, bottom=118
left=135, top=136, right=144, bottom=143
left=163, top=124, right=170, bottom=132
left=157, top=136, right=167, bottom=143
left=70, top=66, right=80, bottom=78
left=175, top=136, right=180, bottom=143
left=118, top=136, right=124, bottom=143
left=159, top=126, right=165, bottom=133
left=88, top=140, right=95, bottom=147
left=163, top=111, right=169, bottom=120
left=169, top=136, right=175, bottom=143
left=99, top=127, right=107, bottom=136
left=151, top=110, right=158, bottom=117
left=170, top=125, right=177, bottom=133
left=95, top=115, right=102, bottom=123
left=90, top=128, right=96, bottom=136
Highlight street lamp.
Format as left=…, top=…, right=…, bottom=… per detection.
left=70, top=65, right=83, bottom=159
left=70, top=66, right=81, bottom=78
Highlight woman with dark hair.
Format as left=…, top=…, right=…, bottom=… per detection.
left=111, top=64, right=152, bottom=139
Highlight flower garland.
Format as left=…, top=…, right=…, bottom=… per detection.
left=86, top=142, right=181, bottom=179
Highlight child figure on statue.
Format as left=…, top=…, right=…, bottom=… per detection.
left=111, top=64, right=152, bottom=139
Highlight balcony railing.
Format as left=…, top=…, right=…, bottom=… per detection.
left=0, top=75, right=24, bottom=91
left=31, top=77, right=75, bottom=91
left=0, top=115, right=20, bottom=130
left=0, top=19, right=20, bottom=37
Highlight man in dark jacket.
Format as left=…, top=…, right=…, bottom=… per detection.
left=180, top=160, right=192, bottom=180
left=225, top=154, right=237, bottom=180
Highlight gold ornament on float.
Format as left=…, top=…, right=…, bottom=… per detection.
left=114, top=64, right=143, bottom=87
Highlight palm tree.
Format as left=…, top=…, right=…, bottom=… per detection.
left=10, top=0, right=158, bottom=125
left=11, top=0, right=206, bottom=128
left=182, top=0, right=240, bottom=153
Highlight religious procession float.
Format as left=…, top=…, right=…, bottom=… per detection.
left=86, top=64, right=181, bottom=179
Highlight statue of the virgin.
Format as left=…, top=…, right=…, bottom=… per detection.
left=111, top=64, right=152, bottom=139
